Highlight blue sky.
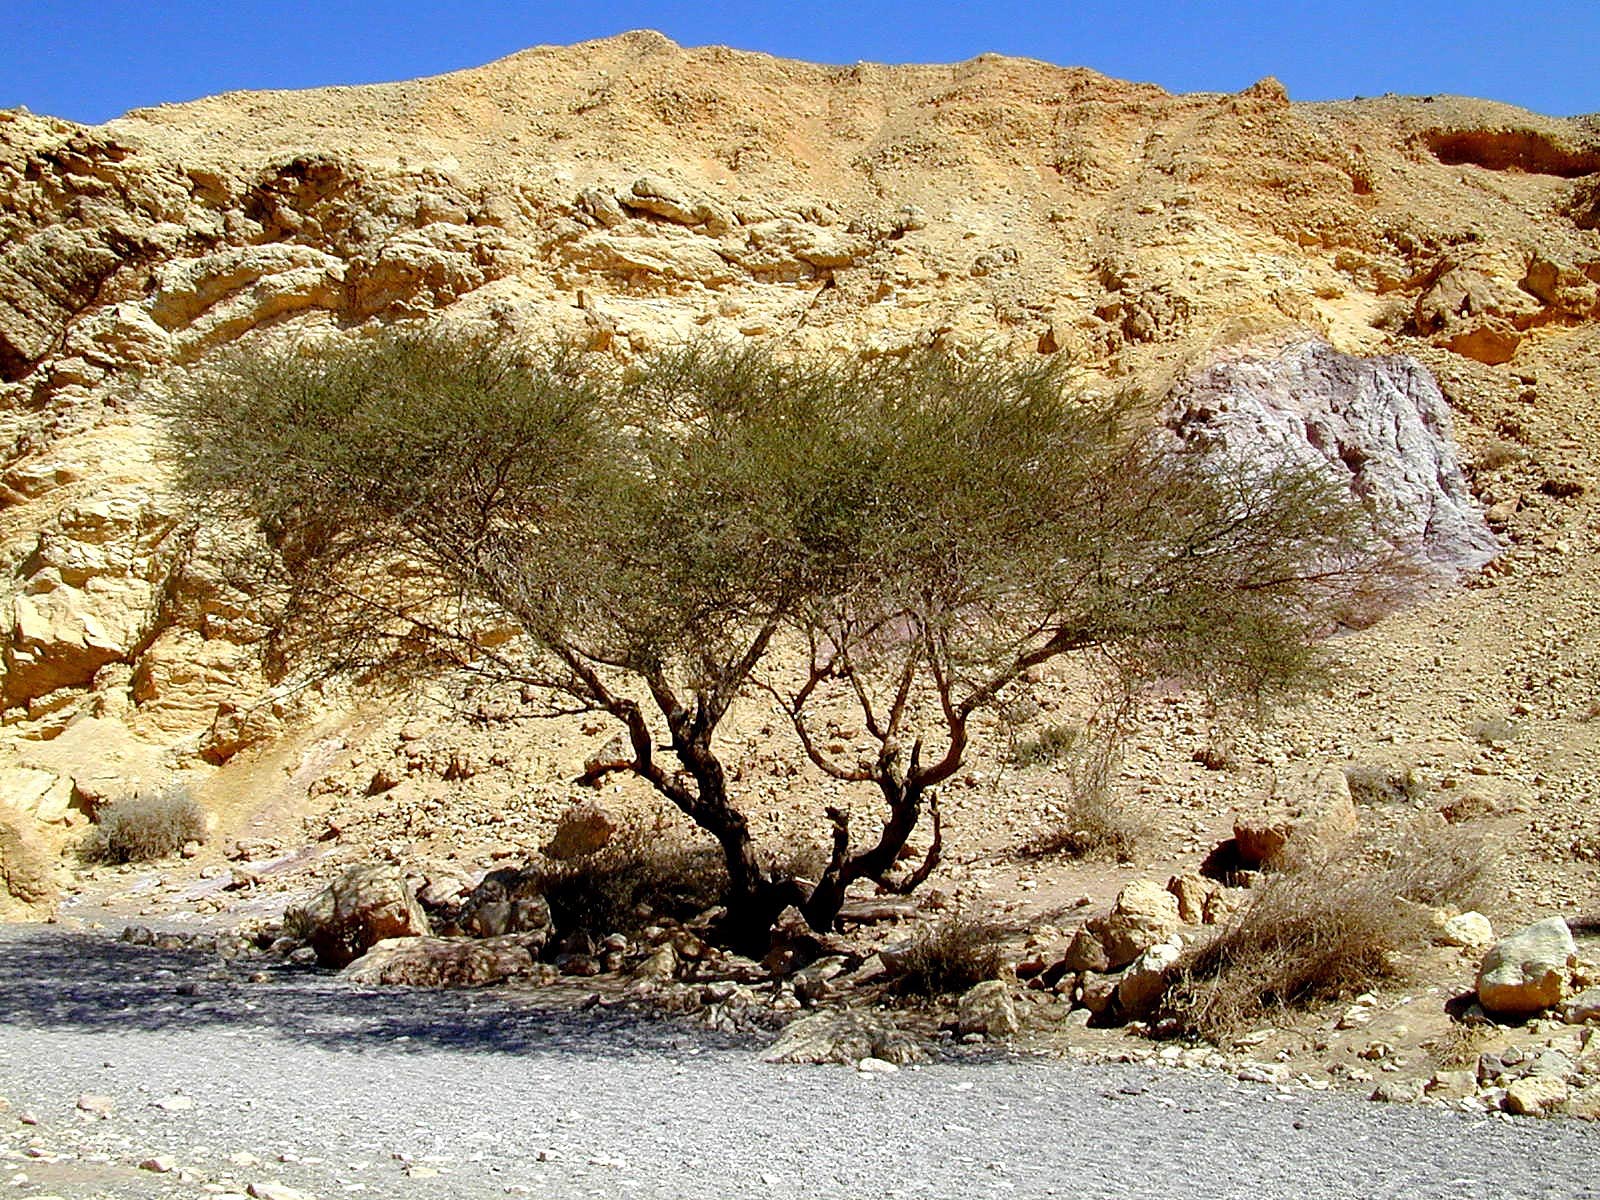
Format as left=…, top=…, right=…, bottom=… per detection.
left=8, top=1, right=1599, bottom=124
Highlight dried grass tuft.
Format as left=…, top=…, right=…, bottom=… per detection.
left=1161, top=828, right=1495, bottom=1042
left=529, top=823, right=727, bottom=941
left=895, top=910, right=1005, bottom=997
left=81, top=789, right=206, bottom=864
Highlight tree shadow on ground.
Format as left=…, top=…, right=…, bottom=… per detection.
left=0, top=926, right=757, bottom=1061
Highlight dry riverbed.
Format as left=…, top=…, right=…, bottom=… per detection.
left=3, top=925, right=1598, bottom=1200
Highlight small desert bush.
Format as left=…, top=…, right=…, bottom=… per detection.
left=81, top=789, right=206, bottom=864
left=1160, top=867, right=1422, bottom=1042
left=1383, top=821, right=1497, bottom=911
left=280, top=905, right=317, bottom=944
left=1024, top=790, right=1144, bottom=863
left=1009, top=722, right=1082, bottom=768
left=1473, top=439, right=1528, bottom=472
left=1469, top=715, right=1518, bottom=746
left=1429, top=1021, right=1491, bottom=1069
left=1019, top=726, right=1142, bottom=861
left=1344, top=761, right=1425, bottom=806
left=529, top=824, right=728, bottom=941
left=765, top=839, right=832, bottom=886
left=895, top=910, right=1005, bottom=997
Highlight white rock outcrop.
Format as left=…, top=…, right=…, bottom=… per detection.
left=1168, top=338, right=1499, bottom=577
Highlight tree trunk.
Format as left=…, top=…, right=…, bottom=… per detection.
left=670, top=736, right=801, bottom=955
left=799, top=779, right=927, bottom=933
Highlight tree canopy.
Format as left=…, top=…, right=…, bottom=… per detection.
left=164, top=325, right=1392, bottom=944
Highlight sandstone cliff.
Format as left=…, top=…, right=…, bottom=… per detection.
left=1, top=33, right=1598, bottom=914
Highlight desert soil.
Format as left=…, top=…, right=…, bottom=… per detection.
left=3, top=30, right=1600, bottom=1144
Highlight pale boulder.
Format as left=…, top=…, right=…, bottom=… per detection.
left=1093, top=880, right=1183, bottom=969
left=1167, top=339, right=1497, bottom=576
left=764, top=1010, right=926, bottom=1065
left=1231, top=764, right=1358, bottom=868
left=1476, top=917, right=1577, bottom=1018
left=1166, top=872, right=1217, bottom=925
left=0, top=805, right=57, bottom=911
left=1440, top=911, right=1494, bottom=949
left=340, top=936, right=535, bottom=986
left=0, top=766, right=75, bottom=825
left=1559, top=987, right=1600, bottom=1026
left=1117, top=939, right=1182, bottom=1018
left=1503, top=1076, right=1569, bottom=1117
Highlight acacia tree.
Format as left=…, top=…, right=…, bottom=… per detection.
left=164, top=327, right=1390, bottom=947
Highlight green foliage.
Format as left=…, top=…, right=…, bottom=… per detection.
left=163, top=328, right=609, bottom=677
left=165, top=329, right=1380, bottom=707
left=82, top=789, right=206, bottom=864
left=162, top=326, right=1393, bottom=933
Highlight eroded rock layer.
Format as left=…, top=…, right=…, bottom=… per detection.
left=1, top=33, right=1598, bottom=908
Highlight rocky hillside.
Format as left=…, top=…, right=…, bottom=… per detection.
left=1, top=32, right=1599, bottom=924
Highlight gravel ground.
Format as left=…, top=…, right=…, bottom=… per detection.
left=1, top=926, right=1596, bottom=1200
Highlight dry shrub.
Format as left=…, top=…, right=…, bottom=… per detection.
left=1384, top=821, right=1497, bottom=912
left=1161, top=829, right=1493, bottom=1042
left=1473, top=439, right=1528, bottom=472
left=896, top=910, right=1005, bottom=997
left=528, top=823, right=727, bottom=941
left=1161, top=870, right=1416, bottom=1042
left=1343, top=761, right=1424, bottom=806
left=1429, top=1021, right=1491, bottom=1069
left=1009, top=722, right=1082, bottom=768
left=1469, top=715, right=1518, bottom=746
left=1024, top=792, right=1143, bottom=863
left=1020, top=730, right=1143, bottom=862
left=765, top=838, right=831, bottom=886
left=81, top=789, right=206, bottom=864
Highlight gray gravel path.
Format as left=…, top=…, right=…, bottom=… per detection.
left=1, top=926, right=1596, bottom=1200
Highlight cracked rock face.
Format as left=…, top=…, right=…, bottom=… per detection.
left=1167, top=339, right=1499, bottom=577
left=2, top=37, right=1593, bottom=918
